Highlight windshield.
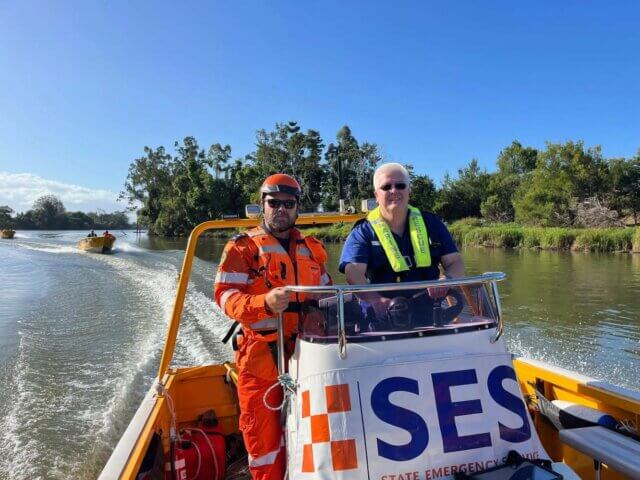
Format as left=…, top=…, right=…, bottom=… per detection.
left=297, top=278, right=500, bottom=343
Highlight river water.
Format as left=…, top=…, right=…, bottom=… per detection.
left=0, top=230, right=639, bottom=479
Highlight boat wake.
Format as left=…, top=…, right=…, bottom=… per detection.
left=0, top=245, right=228, bottom=479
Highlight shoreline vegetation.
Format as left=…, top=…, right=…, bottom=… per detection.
left=448, top=219, right=640, bottom=253
left=301, top=220, right=640, bottom=253
left=4, top=124, right=640, bottom=248
left=113, top=122, right=640, bottom=238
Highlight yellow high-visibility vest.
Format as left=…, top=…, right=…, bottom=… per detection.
left=367, top=206, right=431, bottom=272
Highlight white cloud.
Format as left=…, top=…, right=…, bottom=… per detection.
left=0, top=172, right=131, bottom=214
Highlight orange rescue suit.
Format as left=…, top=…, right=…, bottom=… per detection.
left=214, top=226, right=331, bottom=479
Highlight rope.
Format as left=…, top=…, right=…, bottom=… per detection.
left=263, top=373, right=297, bottom=411
left=619, top=418, right=638, bottom=435
left=156, top=383, right=180, bottom=442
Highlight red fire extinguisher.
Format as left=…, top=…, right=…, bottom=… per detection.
left=165, top=410, right=227, bottom=480
left=165, top=439, right=188, bottom=480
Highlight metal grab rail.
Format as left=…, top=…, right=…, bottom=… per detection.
left=280, top=272, right=507, bottom=359
left=280, top=272, right=506, bottom=295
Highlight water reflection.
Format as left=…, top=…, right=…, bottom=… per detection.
left=136, top=234, right=228, bottom=263
left=462, top=248, right=640, bottom=387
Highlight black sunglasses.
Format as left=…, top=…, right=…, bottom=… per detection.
left=265, top=198, right=297, bottom=209
left=380, top=182, right=407, bottom=191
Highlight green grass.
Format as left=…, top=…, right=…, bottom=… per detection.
left=634, top=228, right=640, bottom=252
left=449, top=219, right=638, bottom=253
left=210, top=219, right=639, bottom=253
left=300, top=222, right=353, bottom=242
left=572, top=228, right=634, bottom=252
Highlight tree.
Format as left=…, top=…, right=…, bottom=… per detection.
left=0, top=206, right=13, bottom=229
left=32, top=195, right=66, bottom=229
left=207, top=143, right=232, bottom=179
left=537, top=141, right=609, bottom=200
left=409, top=174, right=437, bottom=212
left=120, top=145, right=173, bottom=230
left=513, top=170, right=573, bottom=226
left=323, top=126, right=381, bottom=210
left=512, top=141, right=612, bottom=226
left=250, top=121, right=325, bottom=211
left=481, top=141, right=539, bottom=222
left=496, top=140, right=537, bottom=176
left=65, top=211, right=95, bottom=229
left=434, top=159, right=491, bottom=221
left=609, top=153, right=640, bottom=223
left=172, top=136, right=211, bottom=228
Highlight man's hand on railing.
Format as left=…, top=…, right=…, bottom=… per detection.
left=427, top=285, right=449, bottom=299
left=265, top=287, right=290, bottom=313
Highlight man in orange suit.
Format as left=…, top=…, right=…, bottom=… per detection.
left=214, top=174, right=331, bottom=479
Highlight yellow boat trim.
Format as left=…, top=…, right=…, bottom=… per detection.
left=156, top=214, right=364, bottom=382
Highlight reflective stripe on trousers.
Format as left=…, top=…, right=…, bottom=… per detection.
left=248, top=436, right=285, bottom=467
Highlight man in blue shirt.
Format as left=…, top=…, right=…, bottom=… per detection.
left=339, top=163, right=464, bottom=317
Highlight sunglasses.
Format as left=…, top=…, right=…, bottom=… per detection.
left=265, top=198, right=297, bottom=209
left=379, top=182, right=407, bottom=191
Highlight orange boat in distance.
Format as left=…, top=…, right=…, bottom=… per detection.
left=77, top=233, right=116, bottom=253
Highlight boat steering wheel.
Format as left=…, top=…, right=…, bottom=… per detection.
left=385, top=288, right=466, bottom=330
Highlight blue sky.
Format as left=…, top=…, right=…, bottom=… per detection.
left=1, top=1, right=639, bottom=213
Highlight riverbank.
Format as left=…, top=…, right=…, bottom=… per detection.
left=301, top=220, right=640, bottom=253
left=299, top=222, right=353, bottom=242
left=139, top=220, right=640, bottom=253
left=449, top=220, right=640, bottom=253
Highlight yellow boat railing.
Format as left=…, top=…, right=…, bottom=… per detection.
left=156, top=214, right=365, bottom=382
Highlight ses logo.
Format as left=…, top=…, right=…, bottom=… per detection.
left=371, top=365, right=531, bottom=461
left=297, top=360, right=538, bottom=478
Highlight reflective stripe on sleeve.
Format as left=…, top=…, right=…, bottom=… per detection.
left=219, top=288, right=241, bottom=310
left=215, top=271, right=249, bottom=284
left=250, top=317, right=278, bottom=330
left=297, top=246, right=311, bottom=257
left=321, top=272, right=331, bottom=285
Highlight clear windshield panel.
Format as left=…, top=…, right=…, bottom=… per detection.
left=299, top=281, right=498, bottom=342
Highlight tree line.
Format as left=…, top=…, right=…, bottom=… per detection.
left=118, top=121, right=640, bottom=236
left=120, top=122, right=383, bottom=235
left=0, top=195, right=131, bottom=230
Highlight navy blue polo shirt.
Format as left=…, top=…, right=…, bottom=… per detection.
left=338, top=211, right=458, bottom=283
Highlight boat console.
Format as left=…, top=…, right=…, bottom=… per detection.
left=280, top=274, right=578, bottom=479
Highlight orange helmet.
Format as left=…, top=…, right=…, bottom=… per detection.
left=260, top=173, right=302, bottom=198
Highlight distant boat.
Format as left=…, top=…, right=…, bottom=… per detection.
left=77, top=234, right=116, bottom=253
left=1, top=229, right=15, bottom=239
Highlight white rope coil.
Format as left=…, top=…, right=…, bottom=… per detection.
left=263, top=373, right=297, bottom=411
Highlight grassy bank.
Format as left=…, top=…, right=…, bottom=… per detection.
left=300, top=222, right=353, bottom=242
left=449, top=219, right=640, bottom=253
left=197, top=219, right=640, bottom=253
